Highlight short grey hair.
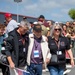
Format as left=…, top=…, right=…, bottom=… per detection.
left=50, top=23, right=63, bottom=37
left=19, top=20, right=30, bottom=29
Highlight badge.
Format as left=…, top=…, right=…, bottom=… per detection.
left=34, top=50, right=39, bottom=58
left=23, top=48, right=26, bottom=52
left=57, top=51, right=62, bottom=55
left=60, top=42, right=65, bottom=46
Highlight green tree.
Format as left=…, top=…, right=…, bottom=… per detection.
left=68, top=9, right=75, bottom=20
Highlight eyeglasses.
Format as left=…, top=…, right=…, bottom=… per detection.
left=54, top=28, right=61, bottom=31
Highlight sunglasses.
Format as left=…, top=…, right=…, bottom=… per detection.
left=54, top=28, right=61, bottom=31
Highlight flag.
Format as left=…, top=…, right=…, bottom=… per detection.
left=0, top=62, right=30, bottom=75
left=16, top=68, right=30, bottom=75
left=16, top=69, right=23, bottom=75
left=23, top=72, right=30, bottom=75
left=9, top=67, right=30, bottom=75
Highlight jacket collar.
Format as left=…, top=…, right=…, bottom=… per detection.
left=29, top=34, right=45, bottom=42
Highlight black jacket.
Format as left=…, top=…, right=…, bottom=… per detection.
left=5, top=28, right=29, bottom=67
left=47, top=36, right=70, bottom=68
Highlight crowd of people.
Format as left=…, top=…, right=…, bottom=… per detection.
left=0, top=12, right=75, bottom=75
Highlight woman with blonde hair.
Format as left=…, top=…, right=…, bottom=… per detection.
left=47, top=23, right=74, bottom=75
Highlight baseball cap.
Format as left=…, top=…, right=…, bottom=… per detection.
left=33, top=24, right=43, bottom=32
left=4, top=13, right=12, bottom=18
left=38, top=15, right=45, bottom=19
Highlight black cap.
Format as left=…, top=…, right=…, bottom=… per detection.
left=33, top=24, right=42, bottom=32
left=38, top=15, right=45, bottom=19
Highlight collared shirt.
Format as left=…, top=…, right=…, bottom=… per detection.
left=15, top=30, right=27, bottom=67
left=47, top=36, right=70, bottom=68
left=30, top=36, right=43, bottom=64
left=48, top=36, right=70, bottom=54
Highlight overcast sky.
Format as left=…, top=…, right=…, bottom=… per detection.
left=0, top=0, right=75, bottom=22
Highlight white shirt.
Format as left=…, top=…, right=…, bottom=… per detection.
left=6, top=19, right=18, bottom=34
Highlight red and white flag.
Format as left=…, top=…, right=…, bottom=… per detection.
left=9, top=67, right=30, bottom=75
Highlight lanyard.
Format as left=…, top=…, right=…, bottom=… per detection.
left=20, top=35, right=25, bottom=45
left=54, top=39, right=60, bottom=50
left=21, top=38, right=25, bottom=45
left=34, top=40, right=38, bottom=50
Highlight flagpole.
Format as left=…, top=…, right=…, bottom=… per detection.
left=14, top=0, right=22, bottom=22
